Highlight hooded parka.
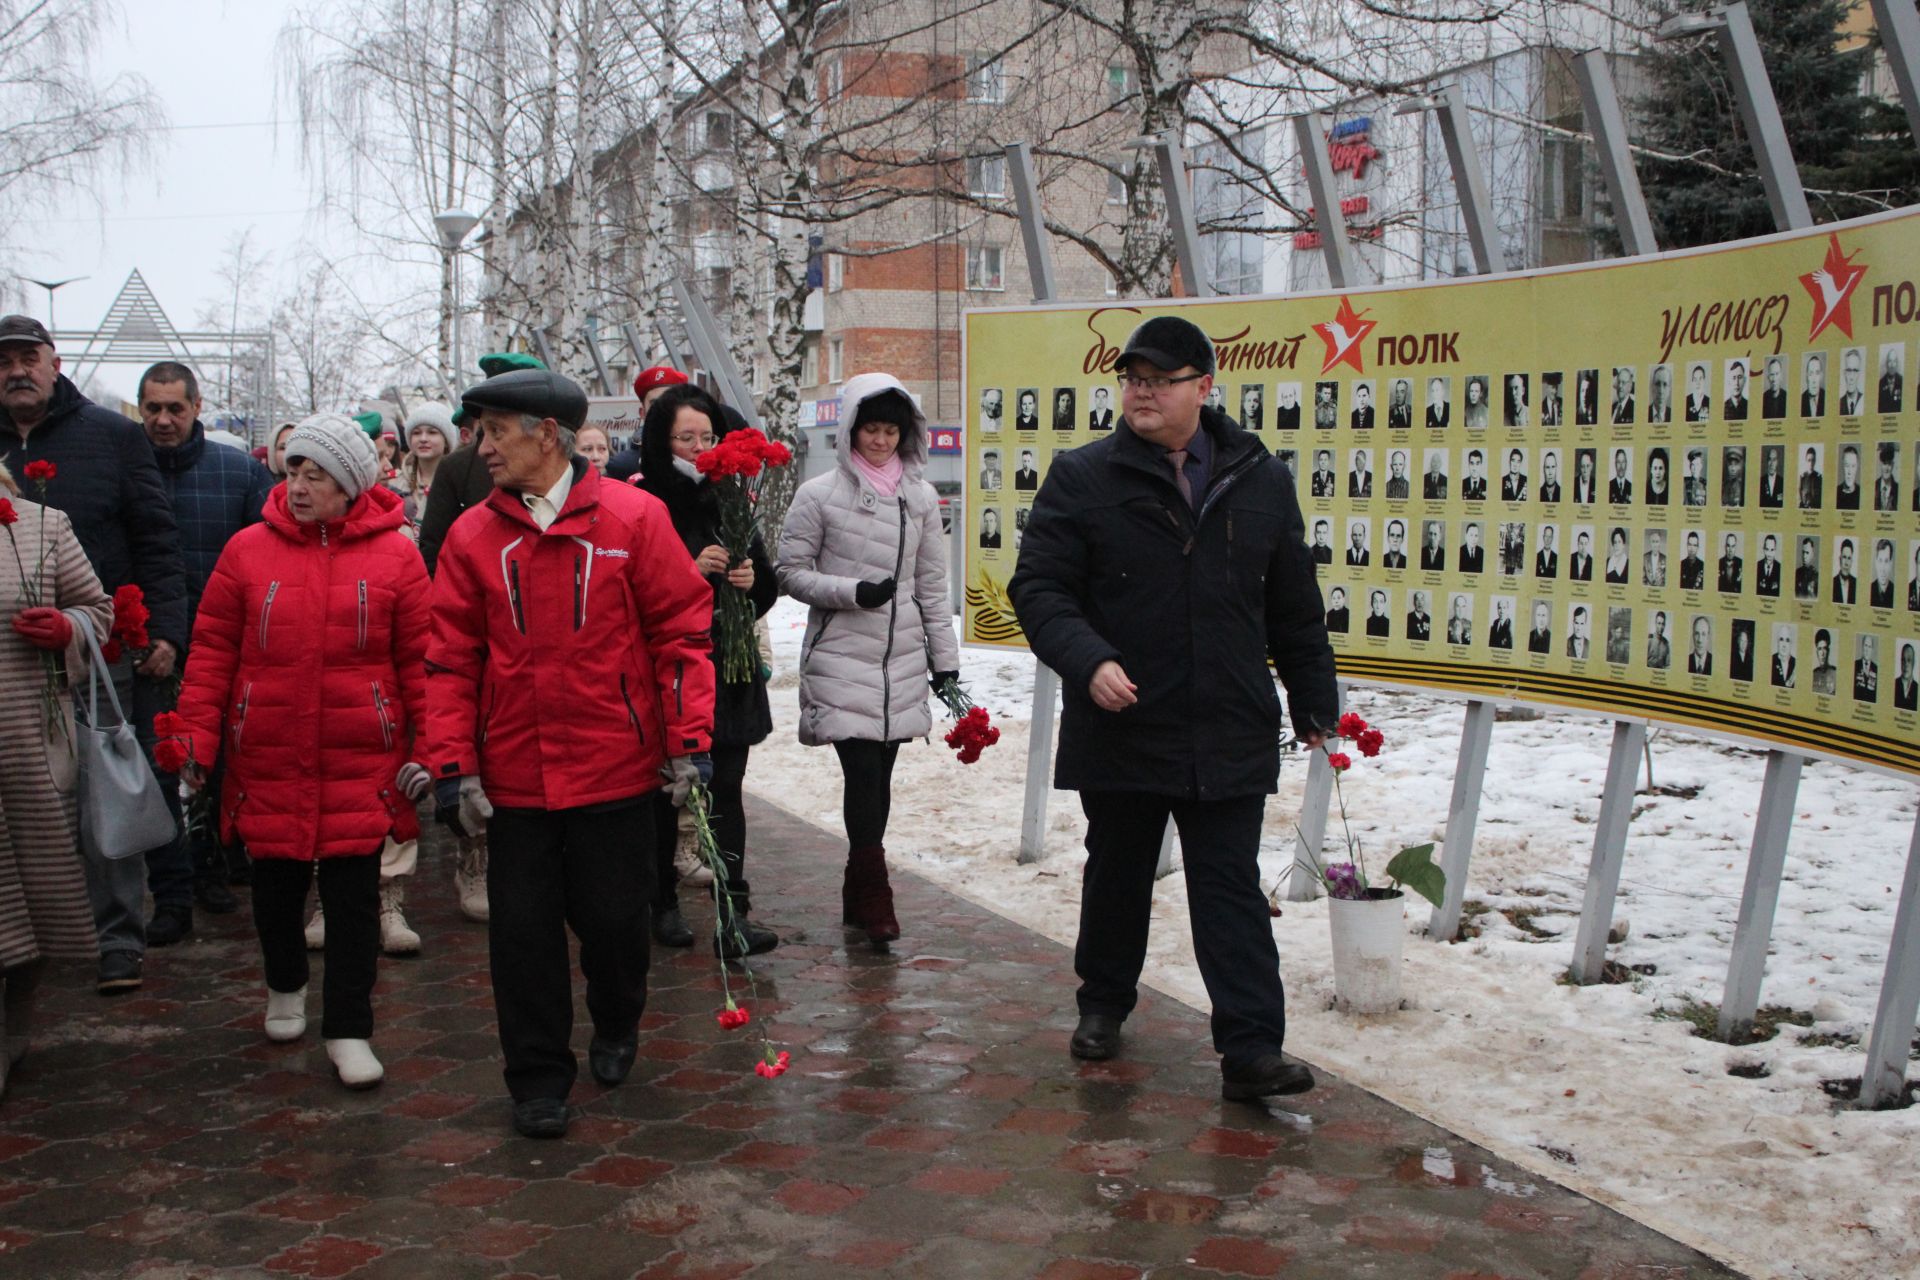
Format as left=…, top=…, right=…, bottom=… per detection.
left=777, top=373, right=960, bottom=746
left=175, top=484, right=430, bottom=860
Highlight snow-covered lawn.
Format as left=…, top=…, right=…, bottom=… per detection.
left=748, top=596, right=1918, bottom=1280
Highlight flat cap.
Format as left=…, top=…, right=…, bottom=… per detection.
left=460, top=368, right=589, bottom=432
left=0, top=315, right=54, bottom=348
left=1119, top=315, right=1215, bottom=376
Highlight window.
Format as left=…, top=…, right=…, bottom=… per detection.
left=1541, top=135, right=1586, bottom=222
left=1107, top=171, right=1127, bottom=204
left=967, top=153, right=1006, bottom=199
left=826, top=252, right=845, bottom=292
left=966, top=245, right=1004, bottom=291
left=965, top=54, right=1004, bottom=103
left=801, top=341, right=819, bottom=387
left=1107, top=64, right=1134, bottom=107
left=822, top=58, right=843, bottom=101
left=828, top=336, right=844, bottom=383
left=1106, top=269, right=1119, bottom=298
left=1192, top=133, right=1266, bottom=296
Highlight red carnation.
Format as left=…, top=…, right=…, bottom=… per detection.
left=754, top=1049, right=792, bottom=1078
left=0, top=497, right=16, bottom=525
left=1355, top=728, right=1385, bottom=758
left=22, top=460, right=55, bottom=484
left=1335, top=712, right=1369, bottom=740
left=1326, top=751, right=1353, bottom=772
left=154, top=711, right=188, bottom=738
left=101, top=639, right=122, bottom=663
left=153, top=738, right=190, bottom=774
left=716, top=1006, right=751, bottom=1029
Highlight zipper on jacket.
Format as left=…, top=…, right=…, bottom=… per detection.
left=507, top=560, right=527, bottom=634
left=573, top=553, right=584, bottom=631
left=673, top=660, right=685, bottom=718
left=233, top=681, right=254, bottom=752
left=879, top=499, right=908, bottom=741
left=258, top=582, right=281, bottom=651
left=356, top=580, right=369, bottom=649
left=804, top=611, right=836, bottom=664
left=620, top=673, right=646, bottom=747
left=371, top=681, right=395, bottom=751
left=478, top=686, right=497, bottom=747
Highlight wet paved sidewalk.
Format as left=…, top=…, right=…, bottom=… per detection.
left=0, top=798, right=1739, bottom=1279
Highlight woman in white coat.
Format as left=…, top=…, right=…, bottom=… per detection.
left=778, top=373, right=960, bottom=945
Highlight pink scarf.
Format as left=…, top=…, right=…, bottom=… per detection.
left=850, top=450, right=904, bottom=496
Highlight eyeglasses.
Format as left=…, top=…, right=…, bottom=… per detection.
left=1116, top=372, right=1206, bottom=393
left=671, top=433, right=717, bottom=448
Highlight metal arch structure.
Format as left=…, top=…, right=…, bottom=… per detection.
left=49, top=270, right=273, bottom=432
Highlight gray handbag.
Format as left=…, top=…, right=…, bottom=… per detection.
left=73, top=613, right=178, bottom=862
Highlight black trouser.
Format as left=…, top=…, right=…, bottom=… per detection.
left=252, top=851, right=380, bottom=1040
left=187, top=757, right=247, bottom=882
left=652, top=744, right=751, bottom=911
left=489, top=800, right=653, bottom=1103
left=1075, top=791, right=1286, bottom=1067
left=833, top=739, right=901, bottom=848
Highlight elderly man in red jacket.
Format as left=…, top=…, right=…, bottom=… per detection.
left=426, top=368, right=716, bottom=1139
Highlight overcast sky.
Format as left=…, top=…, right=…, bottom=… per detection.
left=14, top=0, right=398, bottom=403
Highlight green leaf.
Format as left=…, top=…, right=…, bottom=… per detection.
left=1384, top=842, right=1445, bottom=910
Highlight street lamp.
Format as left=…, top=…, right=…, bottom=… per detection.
left=433, top=211, right=481, bottom=393
left=16, top=275, right=87, bottom=335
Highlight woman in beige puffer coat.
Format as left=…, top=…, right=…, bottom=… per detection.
left=777, top=372, right=960, bottom=945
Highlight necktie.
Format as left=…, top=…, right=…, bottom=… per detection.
left=1166, top=448, right=1193, bottom=508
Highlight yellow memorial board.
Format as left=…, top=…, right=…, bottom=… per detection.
left=962, top=207, right=1920, bottom=777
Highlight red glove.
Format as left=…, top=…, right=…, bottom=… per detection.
left=11, top=607, right=73, bottom=652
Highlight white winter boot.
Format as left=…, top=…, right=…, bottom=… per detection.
left=326, top=1038, right=383, bottom=1089
left=379, top=881, right=420, bottom=956
left=304, top=901, right=325, bottom=951
left=265, top=986, right=308, bottom=1042
left=454, top=833, right=489, bottom=923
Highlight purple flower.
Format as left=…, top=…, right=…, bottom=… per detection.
left=1325, top=862, right=1366, bottom=900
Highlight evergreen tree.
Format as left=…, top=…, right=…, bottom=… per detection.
left=1632, top=0, right=1918, bottom=250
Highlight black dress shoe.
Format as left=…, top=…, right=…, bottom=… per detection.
left=588, top=1031, right=639, bottom=1086
left=146, top=904, right=193, bottom=947
left=650, top=907, right=694, bottom=948
left=1069, top=1013, right=1122, bottom=1061
left=194, top=876, right=238, bottom=914
left=511, top=1097, right=569, bottom=1138
left=714, top=918, right=779, bottom=960
left=1221, top=1054, right=1316, bottom=1101
left=97, top=952, right=143, bottom=995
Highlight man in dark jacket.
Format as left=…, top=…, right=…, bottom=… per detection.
left=1009, top=316, right=1337, bottom=1103
left=139, top=360, right=274, bottom=931
left=0, top=316, right=187, bottom=995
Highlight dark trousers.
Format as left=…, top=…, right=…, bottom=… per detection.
left=131, top=670, right=193, bottom=909
left=489, top=800, right=653, bottom=1102
left=1075, top=791, right=1287, bottom=1066
left=833, top=739, right=901, bottom=848
left=652, top=744, right=751, bottom=911
left=252, top=851, right=380, bottom=1039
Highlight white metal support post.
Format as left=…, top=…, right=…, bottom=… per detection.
left=1294, top=113, right=1358, bottom=289
left=1428, top=699, right=1496, bottom=940
left=1868, top=0, right=1920, bottom=150
left=1129, top=133, right=1214, bottom=298
left=1715, top=2, right=1814, bottom=231
left=583, top=317, right=616, bottom=396
left=529, top=326, right=556, bottom=370
left=1570, top=719, right=1648, bottom=984
left=1859, top=806, right=1920, bottom=1108
left=1571, top=51, right=1659, bottom=258
left=1396, top=84, right=1501, bottom=275
left=670, top=278, right=763, bottom=430
left=1005, top=142, right=1062, bottom=866
left=1717, top=749, right=1804, bottom=1040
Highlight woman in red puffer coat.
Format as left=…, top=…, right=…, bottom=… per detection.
left=173, top=413, right=430, bottom=1091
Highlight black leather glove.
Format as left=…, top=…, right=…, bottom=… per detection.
left=930, top=670, right=960, bottom=691
left=854, top=577, right=896, bottom=608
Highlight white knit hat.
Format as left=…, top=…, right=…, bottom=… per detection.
left=285, top=412, right=381, bottom=499
left=404, top=402, right=459, bottom=455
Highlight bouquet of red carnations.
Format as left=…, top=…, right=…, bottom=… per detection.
left=694, top=428, right=793, bottom=684
left=933, top=675, right=999, bottom=763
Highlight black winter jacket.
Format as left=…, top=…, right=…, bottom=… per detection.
left=151, top=422, right=274, bottom=636
left=635, top=422, right=776, bottom=749
left=1009, top=407, right=1337, bottom=799
left=415, top=444, right=498, bottom=576
left=0, top=375, right=189, bottom=650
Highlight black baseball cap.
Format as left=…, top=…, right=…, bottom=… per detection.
left=1119, top=315, right=1215, bottom=376
left=459, top=368, right=589, bottom=431
left=0, top=315, right=54, bottom=348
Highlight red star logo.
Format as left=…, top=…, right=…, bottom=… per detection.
left=1312, top=296, right=1376, bottom=375
left=1797, top=234, right=1868, bottom=342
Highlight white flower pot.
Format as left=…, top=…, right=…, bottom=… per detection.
left=1328, top=889, right=1406, bottom=1014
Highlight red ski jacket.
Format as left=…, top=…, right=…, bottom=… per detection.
left=176, top=484, right=430, bottom=860
left=425, top=460, right=715, bottom=809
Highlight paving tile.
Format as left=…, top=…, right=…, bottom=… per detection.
left=0, top=800, right=1739, bottom=1279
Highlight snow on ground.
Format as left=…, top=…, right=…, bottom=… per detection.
left=748, top=596, right=1919, bottom=1280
